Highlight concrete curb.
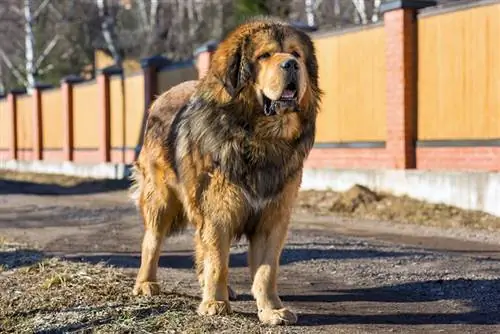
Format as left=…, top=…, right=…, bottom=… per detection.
left=0, top=160, right=132, bottom=180
left=1, top=160, right=499, bottom=217
left=302, top=168, right=500, bottom=217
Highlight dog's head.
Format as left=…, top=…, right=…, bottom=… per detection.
left=208, top=17, right=320, bottom=116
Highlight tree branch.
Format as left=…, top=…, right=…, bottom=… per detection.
left=136, top=0, right=149, bottom=30
left=150, top=0, right=159, bottom=31
left=0, top=48, right=27, bottom=86
left=32, top=0, right=50, bottom=20
left=34, top=34, right=61, bottom=71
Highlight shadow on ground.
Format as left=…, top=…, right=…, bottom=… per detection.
left=0, top=248, right=46, bottom=270
left=0, top=178, right=130, bottom=195
left=62, top=247, right=500, bottom=326
left=291, top=278, right=500, bottom=325
left=61, top=246, right=427, bottom=269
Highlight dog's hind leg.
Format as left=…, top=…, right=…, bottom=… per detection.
left=131, top=166, right=185, bottom=296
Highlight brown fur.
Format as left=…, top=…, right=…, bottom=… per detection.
left=130, top=17, right=322, bottom=325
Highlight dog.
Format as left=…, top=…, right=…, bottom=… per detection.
left=130, top=16, right=321, bottom=326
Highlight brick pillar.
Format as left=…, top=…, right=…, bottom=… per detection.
left=97, top=66, right=122, bottom=163
left=32, top=83, right=52, bottom=160
left=135, top=56, right=169, bottom=159
left=61, top=75, right=83, bottom=161
left=194, top=40, right=218, bottom=79
left=7, top=89, right=26, bottom=160
left=381, top=0, right=435, bottom=169
left=7, top=92, right=18, bottom=160
left=141, top=55, right=169, bottom=112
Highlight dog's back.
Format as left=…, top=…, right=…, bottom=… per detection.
left=129, top=80, right=198, bottom=229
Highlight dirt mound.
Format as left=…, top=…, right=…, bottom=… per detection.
left=296, top=185, right=500, bottom=231
left=331, top=184, right=379, bottom=212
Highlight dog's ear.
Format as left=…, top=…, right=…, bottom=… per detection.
left=223, top=37, right=252, bottom=98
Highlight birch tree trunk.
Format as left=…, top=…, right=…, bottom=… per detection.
left=372, top=0, right=382, bottom=22
left=96, top=0, right=121, bottom=66
left=24, top=0, right=35, bottom=91
left=352, top=0, right=368, bottom=25
left=305, top=0, right=315, bottom=27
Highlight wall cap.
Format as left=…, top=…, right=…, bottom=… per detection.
left=291, top=21, right=319, bottom=32
left=10, top=88, right=27, bottom=95
left=98, top=65, right=123, bottom=76
left=193, top=40, right=218, bottom=57
left=61, top=75, right=84, bottom=84
left=419, top=0, right=500, bottom=18
left=33, top=82, right=54, bottom=90
left=140, top=55, right=170, bottom=69
left=380, top=0, right=437, bottom=13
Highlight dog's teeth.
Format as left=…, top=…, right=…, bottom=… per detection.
left=281, top=90, right=295, bottom=99
left=264, top=103, right=271, bottom=116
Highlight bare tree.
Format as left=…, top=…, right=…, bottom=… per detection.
left=96, top=0, right=121, bottom=66
left=305, top=0, right=315, bottom=26
left=0, top=0, right=62, bottom=91
left=372, top=0, right=381, bottom=22
left=24, top=0, right=36, bottom=90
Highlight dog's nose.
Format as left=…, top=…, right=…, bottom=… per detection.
left=280, top=58, right=299, bottom=71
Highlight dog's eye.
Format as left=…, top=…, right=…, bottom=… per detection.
left=291, top=51, right=301, bottom=58
left=257, top=52, right=271, bottom=60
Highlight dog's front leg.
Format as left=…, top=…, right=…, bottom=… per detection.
left=194, top=176, right=245, bottom=316
left=248, top=175, right=301, bottom=326
left=196, top=221, right=232, bottom=316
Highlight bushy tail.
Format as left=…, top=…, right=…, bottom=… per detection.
left=128, top=161, right=188, bottom=236
left=128, top=162, right=143, bottom=209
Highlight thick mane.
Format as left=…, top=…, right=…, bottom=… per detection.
left=164, top=16, right=320, bottom=201
left=167, top=92, right=315, bottom=201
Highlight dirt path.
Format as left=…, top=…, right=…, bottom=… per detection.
left=1, top=181, right=500, bottom=333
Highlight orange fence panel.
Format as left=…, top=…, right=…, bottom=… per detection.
left=124, top=74, right=145, bottom=148
left=41, top=88, right=64, bottom=149
left=418, top=3, right=500, bottom=140
left=16, top=95, right=33, bottom=150
left=313, top=26, right=387, bottom=143
left=72, top=81, right=100, bottom=149
left=157, top=64, right=197, bottom=95
left=0, top=99, right=9, bottom=150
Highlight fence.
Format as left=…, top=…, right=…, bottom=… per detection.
left=307, top=0, right=500, bottom=172
left=1, top=0, right=500, bottom=172
left=0, top=58, right=197, bottom=165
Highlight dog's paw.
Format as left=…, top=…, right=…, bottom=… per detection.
left=258, top=308, right=297, bottom=326
left=228, top=286, right=238, bottom=301
left=133, top=281, right=160, bottom=296
left=197, top=300, right=231, bottom=316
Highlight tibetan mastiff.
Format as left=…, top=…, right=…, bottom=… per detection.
left=130, top=17, right=321, bottom=325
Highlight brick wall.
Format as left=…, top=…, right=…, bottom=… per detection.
left=305, top=148, right=390, bottom=169
left=417, top=147, right=500, bottom=171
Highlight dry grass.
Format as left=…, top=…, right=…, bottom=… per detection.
left=0, top=242, right=273, bottom=334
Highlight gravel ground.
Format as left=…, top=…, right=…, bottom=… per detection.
left=1, top=172, right=500, bottom=333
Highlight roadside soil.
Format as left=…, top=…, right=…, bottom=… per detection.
left=1, top=171, right=499, bottom=333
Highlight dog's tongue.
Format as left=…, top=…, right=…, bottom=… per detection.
left=281, top=90, right=295, bottom=99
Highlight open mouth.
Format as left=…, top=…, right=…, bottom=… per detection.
left=263, top=83, right=298, bottom=116
left=279, top=82, right=298, bottom=101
